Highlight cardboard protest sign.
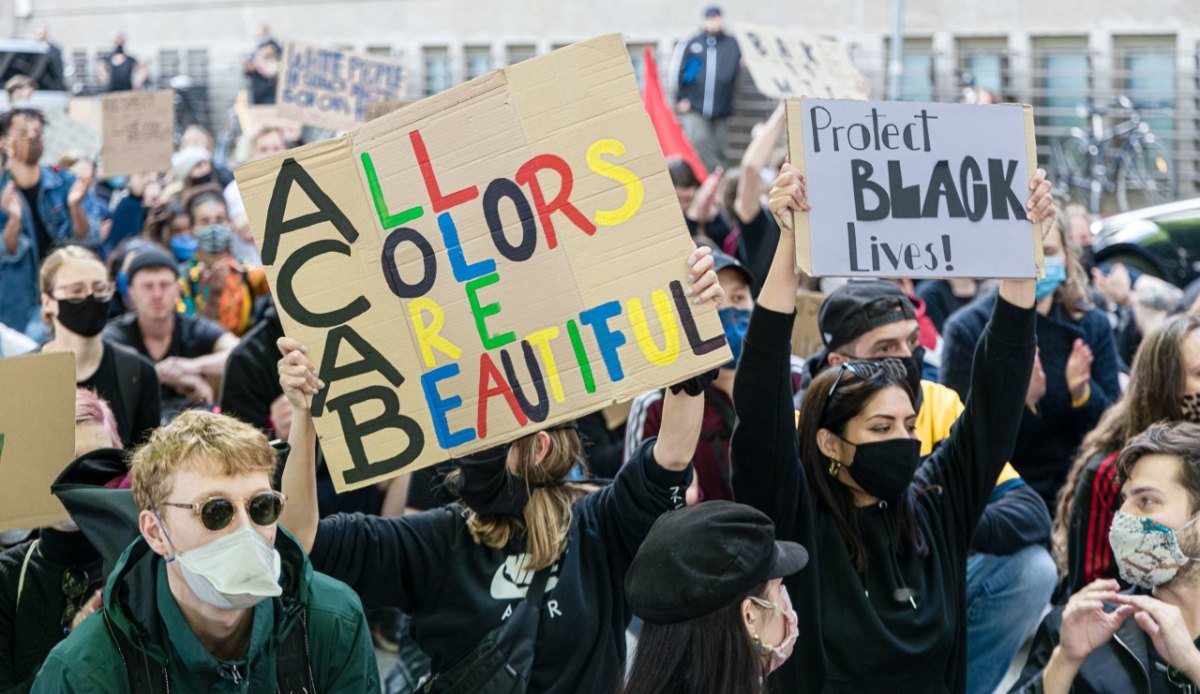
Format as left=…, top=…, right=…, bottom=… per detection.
left=40, top=109, right=101, bottom=166
left=737, top=25, right=868, bottom=101
left=99, top=89, right=175, bottom=178
left=787, top=98, right=1044, bottom=278
left=277, top=41, right=406, bottom=131
left=237, top=34, right=731, bottom=492
left=791, top=290, right=825, bottom=359
left=0, top=352, right=75, bottom=530
left=235, top=90, right=303, bottom=144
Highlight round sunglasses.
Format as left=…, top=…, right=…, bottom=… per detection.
left=158, top=490, right=286, bottom=532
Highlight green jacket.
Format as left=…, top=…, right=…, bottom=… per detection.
left=31, top=529, right=380, bottom=693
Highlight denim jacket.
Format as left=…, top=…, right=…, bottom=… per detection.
left=0, top=166, right=101, bottom=338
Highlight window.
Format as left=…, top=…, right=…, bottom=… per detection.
left=185, top=49, right=208, bottom=83
left=423, top=46, right=452, bottom=95
left=1115, top=36, right=1176, bottom=154
left=1032, top=37, right=1091, bottom=132
left=158, top=49, right=181, bottom=81
left=366, top=45, right=393, bottom=58
left=956, top=38, right=1007, bottom=99
left=885, top=38, right=934, bottom=101
left=506, top=44, right=537, bottom=66
left=465, top=46, right=493, bottom=80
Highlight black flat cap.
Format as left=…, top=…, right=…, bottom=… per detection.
left=625, top=501, right=807, bottom=624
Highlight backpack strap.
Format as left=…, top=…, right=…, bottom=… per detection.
left=106, top=342, right=143, bottom=430
left=275, top=602, right=317, bottom=694
left=496, top=566, right=552, bottom=679
left=103, top=607, right=168, bottom=694
left=15, top=540, right=37, bottom=611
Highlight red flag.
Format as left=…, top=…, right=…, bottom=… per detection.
left=641, top=46, right=708, bottom=182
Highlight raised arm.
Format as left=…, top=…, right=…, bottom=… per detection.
left=734, top=103, right=786, bottom=224
left=276, top=336, right=322, bottom=552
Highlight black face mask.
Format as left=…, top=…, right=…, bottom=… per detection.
left=843, top=437, right=923, bottom=500
left=56, top=295, right=111, bottom=337
left=189, top=172, right=214, bottom=187
left=454, top=445, right=530, bottom=518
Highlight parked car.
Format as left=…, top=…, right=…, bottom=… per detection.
left=1091, top=197, right=1200, bottom=288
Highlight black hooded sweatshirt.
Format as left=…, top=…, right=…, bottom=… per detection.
left=309, top=440, right=690, bottom=694
left=730, top=296, right=1035, bottom=693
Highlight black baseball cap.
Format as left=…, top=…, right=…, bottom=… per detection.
left=712, top=249, right=755, bottom=289
left=124, top=248, right=179, bottom=283
left=818, top=280, right=917, bottom=353
left=703, top=6, right=723, bottom=17
left=625, top=501, right=807, bottom=624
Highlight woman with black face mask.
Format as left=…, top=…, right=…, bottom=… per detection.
left=727, top=164, right=1052, bottom=693
left=38, top=246, right=161, bottom=445
left=275, top=247, right=722, bottom=694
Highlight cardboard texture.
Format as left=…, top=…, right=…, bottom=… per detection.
left=791, top=290, right=826, bottom=359
left=0, top=352, right=76, bottom=530
left=236, top=34, right=731, bottom=492
left=277, top=41, right=406, bottom=132
left=736, top=25, right=869, bottom=101
left=99, top=90, right=175, bottom=178
left=787, top=97, right=1043, bottom=279
left=235, top=90, right=304, bottom=143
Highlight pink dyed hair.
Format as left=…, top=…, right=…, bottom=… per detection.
left=75, top=387, right=123, bottom=450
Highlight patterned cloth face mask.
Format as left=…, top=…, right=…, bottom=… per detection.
left=1109, top=510, right=1200, bottom=589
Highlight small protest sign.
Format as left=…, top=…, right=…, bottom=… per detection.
left=237, top=34, right=730, bottom=492
left=787, top=97, right=1044, bottom=278
left=100, top=89, right=175, bottom=178
left=737, top=25, right=869, bottom=101
left=234, top=90, right=303, bottom=144
left=277, top=41, right=406, bottom=131
left=0, top=352, right=75, bottom=530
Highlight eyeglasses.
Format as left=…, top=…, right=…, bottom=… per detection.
left=60, top=566, right=91, bottom=634
left=158, top=490, right=286, bottom=532
left=52, top=281, right=115, bottom=303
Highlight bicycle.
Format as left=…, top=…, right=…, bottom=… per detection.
left=1051, top=95, right=1176, bottom=213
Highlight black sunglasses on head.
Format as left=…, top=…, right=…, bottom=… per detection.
left=158, top=490, right=286, bottom=532
left=818, top=359, right=908, bottom=425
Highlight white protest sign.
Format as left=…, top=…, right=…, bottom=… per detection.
left=788, top=98, right=1043, bottom=278
left=276, top=41, right=406, bottom=131
left=737, top=25, right=868, bottom=101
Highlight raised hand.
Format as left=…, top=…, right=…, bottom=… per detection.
left=276, top=337, right=322, bottom=412
left=1065, top=338, right=1094, bottom=403
left=767, top=163, right=809, bottom=232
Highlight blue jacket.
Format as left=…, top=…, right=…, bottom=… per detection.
left=940, top=290, right=1120, bottom=508
left=0, top=167, right=102, bottom=337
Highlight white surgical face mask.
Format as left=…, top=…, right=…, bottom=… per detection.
left=158, top=517, right=282, bottom=610
left=1109, top=510, right=1200, bottom=589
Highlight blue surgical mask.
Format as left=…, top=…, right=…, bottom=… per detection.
left=1036, top=255, right=1067, bottom=300
left=105, top=175, right=129, bottom=189
left=170, top=235, right=199, bottom=263
left=718, top=306, right=752, bottom=368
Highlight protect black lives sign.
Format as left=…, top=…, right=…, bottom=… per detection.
left=786, top=98, right=1044, bottom=278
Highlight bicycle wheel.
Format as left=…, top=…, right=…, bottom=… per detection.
left=1117, top=140, right=1176, bottom=211
left=1054, top=133, right=1095, bottom=209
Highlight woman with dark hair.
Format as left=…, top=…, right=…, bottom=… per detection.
left=1054, top=314, right=1200, bottom=596
left=729, top=163, right=1053, bottom=691
left=620, top=501, right=807, bottom=694
left=278, top=247, right=723, bottom=694
left=940, top=206, right=1121, bottom=510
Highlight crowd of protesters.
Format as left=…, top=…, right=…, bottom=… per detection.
left=1, top=7, right=1200, bottom=694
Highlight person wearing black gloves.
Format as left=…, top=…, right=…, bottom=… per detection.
left=621, top=501, right=807, bottom=694
left=276, top=246, right=722, bottom=694
left=729, top=163, right=1053, bottom=693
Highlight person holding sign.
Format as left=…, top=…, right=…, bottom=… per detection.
left=729, top=162, right=1053, bottom=692
left=276, top=247, right=722, bottom=694
left=940, top=206, right=1121, bottom=511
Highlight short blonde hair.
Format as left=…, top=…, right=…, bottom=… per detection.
left=131, top=410, right=276, bottom=511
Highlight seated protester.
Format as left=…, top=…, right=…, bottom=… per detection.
left=730, top=163, right=1054, bottom=692
left=797, top=276, right=1056, bottom=693
left=941, top=206, right=1121, bottom=510
left=32, top=410, right=380, bottom=692
left=1055, top=315, right=1200, bottom=596
left=178, top=189, right=270, bottom=337
left=1015, top=422, right=1200, bottom=693
left=39, top=246, right=160, bottom=445
left=621, top=501, right=807, bottom=694
left=142, top=201, right=195, bottom=262
left=917, top=278, right=980, bottom=335
left=56, top=154, right=109, bottom=249
left=276, top=247, right=720, bottom=694
left=225, top=125, right=290, bottom=266
left=105, top=247, right=237, bottom=417
left=0, top=108, right=102, bottom=341
left=669, top=157, right=733, bottom=249
left=626, top=250, right=804, bottom=502
left=0, top=388, right=124, bottom=692
left=729, top=102, right=786, bottom=298
left=101, top=173, right=165, bottom=260
left=890, top=277, right=945, bottom=381
left=1092, top=263, right=1181, bottom=369
left=179, top=124, right=235, bottom=189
